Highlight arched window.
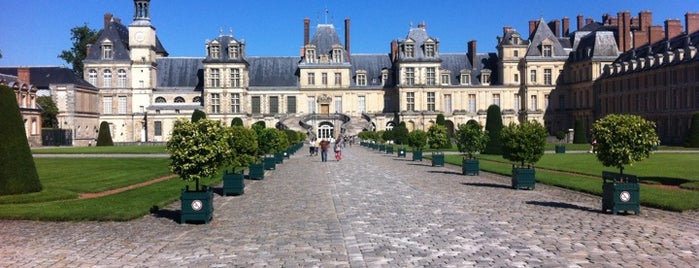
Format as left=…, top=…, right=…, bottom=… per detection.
left=88, top=69, right=98, bottom=86
left=193, top=96, right=202, bottom=103
left=117, top=69, right=127, bottom=88
left=102, top=69, right=112, bottom=87
left=174, top=96, right=185, bottom=103
left=155, top=97, right=166, bottom=103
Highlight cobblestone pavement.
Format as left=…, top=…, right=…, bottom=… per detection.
left=2, top=146, right=698, bottom=267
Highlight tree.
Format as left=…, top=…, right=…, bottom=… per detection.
left=275, top=129, right=291, bottom=152
left=483, top=104, right=503, bottom=154
left=167, top=119, right=227, bottom=191
left=427, top=124, right=449, bottom=150
left=0, top=85, right=42, bottom=195
left=58, top=24, right=100, bottom=77
left=231, top=117, right=244, bottom=127
left=573, top=119, right=587, bottom=144
left=223, top=126, right=258, bottom=168
left=455, top=120, right=489, bottom=159
left=591, top=114, right=659, bottom=174
left=382, top=128, right=395, bottom=143
left=96, top=121, right=114, bottom=146
left=501, top=120, right=548, bottom=167
left=392, top=122, right=410, bottom=145
left=257, top=128, right=281, bottom=155
left=191, top=109, right=206, bottom=123
left=407, top=130, right=428, bottom=151
left=687, top=112, right=699, bottom=147
left=436, top=114, right=446, bottom=126
left=36, top=96, right=59, bottom=128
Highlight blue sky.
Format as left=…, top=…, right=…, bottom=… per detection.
left=0, top=0, right=692, bottom=67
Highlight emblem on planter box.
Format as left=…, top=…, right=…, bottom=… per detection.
left=619, top=191, right=631, bottom=202
left=191, top=200, right=203, bottom=211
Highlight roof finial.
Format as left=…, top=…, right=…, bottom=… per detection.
left=325, top=7, right=329, bottom=24
left=229, top=27, right=233, bottom=36
left=219, top=27, right=223, bottom=37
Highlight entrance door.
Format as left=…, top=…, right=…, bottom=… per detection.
left=320, top=104, right=330, bottom=115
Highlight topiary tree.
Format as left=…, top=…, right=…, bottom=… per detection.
left=223, top=126, right=259, bottom=169
left=573, top=119, right=587, bottom=144
left=392, top=121, right=409, bottom=145
left=427, top=124, right=449, bottom=151
left=591, top=114, right=659, bottom=175
left=166, top=118, right=227, bottom=191
left=501, top=120, right=548, bottom=168
left=0, top=85, right=42, bottom=195
left=191, top=109, right=206, bottom=123
left=231, top=117, right=244, bottom=127
left=408, top=129, right=428, bottom=151
left=382, top=128, right=395, bottom=143
left=96, top=121, right=114, bottom=146
left=455, top=120, right=489, bottom=159
left=257, top=128, right=281, bottom=156
left=483, top=104, right=503, bottom=155
left=687, top=112, right=699, bottom=148
left=275, top=129, right=291, bottom=152
left=556, top=130, right=566, bottom=144
left=252, top=121, right=266, bottom=131
left=436, top=114, right=446, bottom=126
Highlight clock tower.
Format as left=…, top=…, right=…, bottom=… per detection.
left=128, top=0, right=157, bottom=116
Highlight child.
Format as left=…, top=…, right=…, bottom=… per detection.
left=334, top=142, right=342, bottom=161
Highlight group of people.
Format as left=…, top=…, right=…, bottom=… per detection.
left=308, top=137, right=348, bottom=162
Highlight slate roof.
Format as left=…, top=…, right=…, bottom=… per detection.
left=440, top=53, right=500, bottom=86
left=247, top=57, right=300, bottom=88
left=526, top=18, right=570, bottom=58
left=568, top=31, right=619, bottom=63
left=203, top=35, right=248, bottom=64
left=350, top=54, right=392, bottom=88
left=499, top=28, right=531, bottom=46
left=156, top=57, right=204, bottom=90
left=306, top=24, right=350, bottom=62
left=85, top=21, right=168, bottom=62
left=396, top=26, right=441, bottom=62
left=0, top=67, right=97, bottom=90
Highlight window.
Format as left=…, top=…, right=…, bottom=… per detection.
left=210, top=44, right=220, bottom=59
left=514, top=73, right=519, bottom=83
left=251, top=96, right=261, bottom=114
left=544, top=94, right=549, bottom=109
left=211, top=93, right=220, bottom=113
left=357, top=73, right=367, bottom=86
left=154, top=121, right=162, bottom=136
left=322, top=73, right=328, bottom=85
left=193, top=96, right=201, bottom=104
left=481, top=73, right=491, bottom=84
left=308, top=72, right=315, bottom=85
left=269, top=96, right=279, bottom=114
left=461, top=72, right=471, bottom=85
left=231, top=93, right=240, bottom=113
left=514, top=93, right=520, bottom=111
left=210, top=69, right=220, bottom=87
left=305, top=48, right=316, bottom=63
left=117, top=70, right=127, bottom=88
left=287, top=96, right=296, bottom=113
left=381, top=71, right=389, bottom=86
left=102, top=44, right=113, bottom=59
left=444, top=94, right=452, bottom=113
left=544, top=69, right=552, bottom=85
left=335, top=96, right=342, bottom=113
left=88, top=70, right=97, bottom=86
left=332, top=48, right=342, bottom=62
left=543, top=45, right=552, bottom=57
left=103, top=96, right=112, bottom=114
left=103, top=70, right=112, bottom=87
left=441, top=74, right=450, bottom=85
left=230, top=68, right=241, bottom=87
left=155, top=97, right=166, bottom=103
left=530, top=69, right=537, bottom=83
left=406, top=92, right=415, bottom=111
left=513, top=50, right=519, bottom=57
left=530, top=95, right=538, bottom=111
left=334, top=73, right=342, bottom=85
left=405, top=44, right=414, bottom=57
left=118, top=96, right=127, bottom=114
left=492, top=94, right=500, bottom=107
left=405, top=67, right=415, bottom=86
left=229, top=44, right=239, bottom=59
left=468, top=94, right=476, bottom=113
left=425, top=43, right=435, bottom=57
left=426, top=67, right=436, bottom=86
left=307, top=96, right=316, bottom=113
left=427, top=92, right=435, bottom=111
left=358, top=96, right=366, bottom=113
left=174, top=96, right=185, bottom=103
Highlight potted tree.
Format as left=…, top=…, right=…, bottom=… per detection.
left=427, top=124, right=449, bottom=167
left=257, top=128, right=281, bottom=170
left=274, top=128, right=291, bottom=164
left=592, top=114, right=659, bottom=215
left=393, top=122, right=409, bottom=157
left=376, top=130, right=386, bottom=152
left=455, top=120, right=488, bottom=176
left=221, top=126, right=258, bottom=196
left=555, top=130, right=566, bottom=154
left=501, top=120, right=547, bottom=190
left=167, top=118, right=227, bottom=224
left=408, top=129, right=427, bottom=161
left=382, top=128, right=395, bottom=155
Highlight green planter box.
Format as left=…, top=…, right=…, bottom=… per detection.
left=512, top=167, right=536, bottom=190
left=248, top=162, right=264, bottom=180
left=431, top=152, right=445, bottom=167
left=379, top=144, right=386, bottom=152
left=264, top=156, right=276, bottom=170
left=274, top=152, right=284, bottom=164
left=412, top=150, right=423, bottom=161
left=284, top=149, right=291, bottom=159
left=222, top=170, right=244, bottom=196
left=397, top=148, right=407, bottom=158
left=602, top=172, right=640, bottom=215
left=180, top=186, right=214, bottom=224
left=555, top=144, right=566, bottom=154
left=386, top=146, right=394, bottom=155
left=462, top=158, right=479, bottom=176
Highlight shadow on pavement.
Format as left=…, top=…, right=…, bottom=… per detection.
left=427, top=170, right=462, bottom=176
left=525, top=201, right=599, bottom=213
left=150, top=206, right=181, bottom=223
left=461, top=182, right=511, bottom=189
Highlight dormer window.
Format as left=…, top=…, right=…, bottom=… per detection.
left=209, top=42, right=221, bottom=59
left=332, top=46, right=343, bottom=62
left=305, top=47, right=316, bottom=63
left=441, top=73, right=450, bottom=85
left=229, top=43, right=239, bottom=59
left=542, top=43, right=552, bottom=57
left=424, top=40, right=436, bottom=57
left=512, top=34, right=520, bottom=44
left=102, top=41, right=113, bottom=60
left=481, top=69, right=492, bottom=85
left=405, top=43, right=415, bottom=58
left=460, top=70, right=471, bottom=85
left=381, top=69, right=389, bottom=86
left=356, top=70, right=367, bottom=86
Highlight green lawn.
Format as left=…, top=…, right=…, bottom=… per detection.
left=31, top=145, right=167, bottom=154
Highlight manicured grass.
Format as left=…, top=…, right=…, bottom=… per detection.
left=444, top=154, right=699, bottom=211
left=31, top=145, right=167, bottom=154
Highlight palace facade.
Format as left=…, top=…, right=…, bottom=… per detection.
left=77, top=0, right=698, bottom=145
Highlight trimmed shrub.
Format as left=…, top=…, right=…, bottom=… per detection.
left=455, top=120, right=488, bottom=159
left=408, top=130, right=428, bottom=151
left=96, top=121, right=114, bottom=146
left=687, top=112, right=699, bottom=147
left=501, top=120, right=547, bottom=167
left=573, top=119, right=587, bottom=144
left=231, top=117, right=244, bottom=127
left=592, top=114, right=659, bottom=174
left=0, top=85, right=42, bottom=195
left=392, top=121, right=409, bottom=145
left=483, top=104, right=503, bottom=155
left=191, top=109, right=206, bottom=123
left=436, top=114, right=446, bottom=126
left=427, top=124, right=449, bottom=150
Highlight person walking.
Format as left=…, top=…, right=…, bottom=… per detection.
left=308, top=138, right=316, bottom=156
left=334, top=141, right=342, bottom=161
left=319, top=139, right=330, bottom=162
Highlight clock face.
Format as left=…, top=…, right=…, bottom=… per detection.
left=619, top=191, right=631, bottom=202
left=135, top=32, right=144, bottom=42
left=191, top=200, right=203, bottom=211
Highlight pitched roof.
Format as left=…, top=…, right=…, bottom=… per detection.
left=526, top=18, right=570, bottom=57
left=396, top=25, right=440, bottom=61
left=350, top=54, right=392, bottom=87
left=568, top=31, right=619, bottom=62
left=85, top=20, right=168, bottom=62
left=0, top=67, right=97, bottom=90
left=247, top=57, right=300, bottom=88
left=156, top=57, right=204, bottom=90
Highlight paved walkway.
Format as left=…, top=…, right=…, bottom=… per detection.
left=3, top=146, right=698, bottom=267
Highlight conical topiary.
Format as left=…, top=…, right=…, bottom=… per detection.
left=96, top=121, right=114, bottom=146
left=687, top=112, right=699, bottom=148
left=573, top=119, right=587, bottom=144
left=483, top=104, right=503, bottom=155
left=0, top=85, right=42, bottom=195
left=191, top=109, right=206, bottom=123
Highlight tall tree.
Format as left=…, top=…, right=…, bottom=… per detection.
left=58, top=24, right=100, bottom=78
left=36, top=96, right=59, bottom=128
left=483, top=104, right=504, bottom=155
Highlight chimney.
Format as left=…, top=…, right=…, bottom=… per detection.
left=503, top=26, right=512, bottom=36
left=631, top=17, right=639, bottom=27
left=665, top=19, right=682, bottom=40
left=686, top=12, right=699, bottom=34
left=548, top=20, right=560, bottom=37
left=562, top=17, right=570, bottom=36
left=639, top=11, right=653, bottom=31
left=86, top=44, right=92, bottom=57
left=468, top=40, right=477, bottom=68
left=18, top=67, right=30, bottom=84
left=577, top=14, right=584, bottom=30
left=114, top=17, right=121, bottom=24
left=104, top=13, right=113, bottom=28
left=391, top=40, right=398, bottom=62
left=529, top=20, right=537, bottom=38
left=602, top=13, right=611, bottom=25
left=617, top=11, right=631, bottom=52
left=344, top=18, right=351, bottom=61
left=303, top=18, right=310, bottom=45
left=649, top=25, right=664, bottom=44
left=634, top=31, right=648, bottom=48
